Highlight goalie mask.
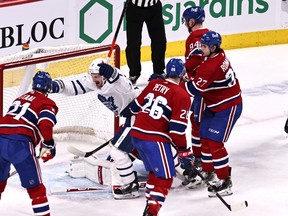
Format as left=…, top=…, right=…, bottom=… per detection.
left=88, top=58, right=106, bottom=88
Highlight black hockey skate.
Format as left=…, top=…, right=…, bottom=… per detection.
left=208, top=177, right=233, bottom=197
left=113, top=171, right=139, bottom=200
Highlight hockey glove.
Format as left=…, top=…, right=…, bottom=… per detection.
left=148, top=73, right=165, bottom=81
left=39, top=140, right=56, bottom=163
left=50, top=80, right=64, bottom=93
left=177, top=148, right=195, bottom=170
left=98, top=63, right=116, bottom=79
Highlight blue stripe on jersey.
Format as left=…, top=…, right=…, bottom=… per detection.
left=208, top=93, right=241, bottom=109
left=132, top=126, right=171, bottom=141
left=71, top=81, right=78, bottom=95
left=23, top=108, right=38, bottom=125
left=76, top=80, right=86, bottom=93
left=39, top=110, right=57, bottom=125
left=7, top=106, right=38, bottom=126
left=71, top=80, right=86, bottom=95
left=7, top=106, right=38, bottom=127
left=204, top=76, right=234, bottom=91
left=0, top=124, right=38, bottom=142
left=169, top=120, right=187, bottom=134
left=161, top=103, right=172, bottom=120
left=186, top=81, right=201, bottom=97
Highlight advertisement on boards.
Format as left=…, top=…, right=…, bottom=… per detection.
left=0, top=0, right=286, bottom=57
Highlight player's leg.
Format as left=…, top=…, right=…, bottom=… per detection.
left=191, top=96, right=206, bottom=168
left=12, top=139, right=51, bottom=215
left=125, top=2, right=144, bottom=83
left=132, top=137, right=175, bottom=216
left=200, top=110, right=216, bottom=181
left=203, top=104, right=242, bottom=197
left=0, top=137, right=11, bottom=199
left=146, top=1, right=166, bottom=75
left=110, top=146, right=139, bottom=199
left=110, top=124, right=139, bottom=199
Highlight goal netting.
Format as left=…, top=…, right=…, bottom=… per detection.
left=0, top=44, right=120, bottom=144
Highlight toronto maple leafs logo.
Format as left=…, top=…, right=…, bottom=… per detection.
left=98, top=94, right=118, bottom=114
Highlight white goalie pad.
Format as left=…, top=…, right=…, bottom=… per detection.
left=68, top=156, right=112, bottom=186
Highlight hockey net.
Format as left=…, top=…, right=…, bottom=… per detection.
left=0, top=44, right=120, bottom=144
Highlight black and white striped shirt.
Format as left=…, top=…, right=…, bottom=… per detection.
left=131, top=0, right=159, bottom=7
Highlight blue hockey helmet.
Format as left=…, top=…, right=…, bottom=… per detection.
left=166, top=58, right=186, bottom=78
left=201, top=31, right=222, bottom=50
left=32, top=71, right=52, bottom=93
left=182, top=6, right=205, bottom=25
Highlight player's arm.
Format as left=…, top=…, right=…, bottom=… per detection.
left=98, top=63, right=120, bottom=84
left=98, top=62, right=135, bottom=93
left=185, top=63, right=216, bottom=96
left=169, top=92, right=190, bottom=149
left=38, top=102, right=58, bottom=162
left=128, top=84, right=151, bottom=115
left=50, top=75, right=93, bottom=96
left=169, top=91, right=194, bottom=170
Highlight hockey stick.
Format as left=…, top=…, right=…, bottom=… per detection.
left=67, top=138, right=112, bottom=158
left=107, top=0, right=130, bottom=63
left=50, top=182, right=147, bottom=195
left=192, top=167, right=248, bottom=211
left=67, top=127, right=132, bottom=158
left=50, top=186, right=109, bottom=194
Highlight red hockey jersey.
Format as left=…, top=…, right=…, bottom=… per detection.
left=0, top=91, right=58, bottom=146
left=185, top=28, right=209, bottom=78
left=185, top=50, right=242, bottom=112
left=130, top=79, right=191, bottom=149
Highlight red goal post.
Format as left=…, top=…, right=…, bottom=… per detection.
left=0, top=44, right=120, bottom=143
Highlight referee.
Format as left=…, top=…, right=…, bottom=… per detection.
left=125, top=0, right=167, bottom=85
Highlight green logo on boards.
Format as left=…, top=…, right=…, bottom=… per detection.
left=79, top=0, right=112, bottom=43
left=79, top=0, right=270, bottom=43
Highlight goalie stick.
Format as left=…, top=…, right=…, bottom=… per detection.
left=107, top=0, right=130, bottom=63
left=192, top=166, right=248, bottom=212
left=67, top=138, right=112, bottom=158
left=50, top=182, right=147, bottom=194
left=67, top=127, right=132, bottom=157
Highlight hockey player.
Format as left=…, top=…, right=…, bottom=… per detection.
left=130, top=58, right=194, bottom=216
left=182, top=6, right=209, bottom=181
left=0, top=71, right=58, bottom=216
left=184, top=31, right=243, bottom=197
left=50, top=58, right=142, bottom=199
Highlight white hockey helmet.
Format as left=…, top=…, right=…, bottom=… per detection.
left=88, top=58, right=106, bottom=74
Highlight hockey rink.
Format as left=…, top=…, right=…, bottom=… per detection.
left=1, top=43, right=288, bottom=216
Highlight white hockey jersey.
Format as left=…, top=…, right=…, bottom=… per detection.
left=60, top=68, right=141, bottom=116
